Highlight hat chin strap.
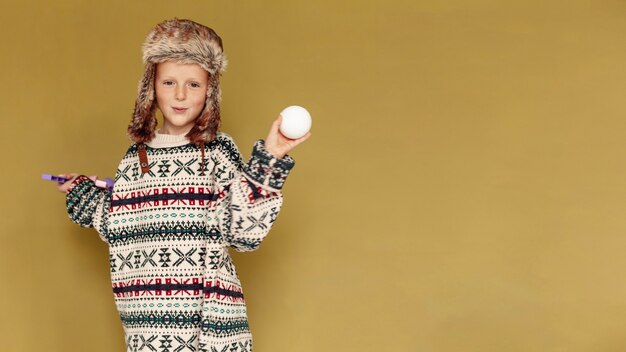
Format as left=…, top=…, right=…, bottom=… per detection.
left=138, top=144, right=150, bottom=174
left=136, top=143, right=207, bottom=176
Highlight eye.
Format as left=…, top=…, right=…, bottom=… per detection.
left=190, top=82, right=201, bottom=88
left=162, top=80, right=175, bottom=86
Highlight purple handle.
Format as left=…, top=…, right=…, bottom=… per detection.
left=42, top=174, right=70, bottom=183
left=42, top=173, right=115, bottom=191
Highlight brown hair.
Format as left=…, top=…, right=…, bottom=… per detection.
left=127, top=18, right=227, bottom=146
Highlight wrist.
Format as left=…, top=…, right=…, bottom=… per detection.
left=243, top=140, right=295, bottom=190
left=265, top=144, right=285, bottom=159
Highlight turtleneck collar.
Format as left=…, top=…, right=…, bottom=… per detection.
left=145, top=129, right=192, bottom=148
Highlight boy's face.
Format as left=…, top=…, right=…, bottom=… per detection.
left=155, top=61, right=209, bottom=135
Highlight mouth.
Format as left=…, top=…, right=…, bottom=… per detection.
left=172, top=107, right=188, bottom=113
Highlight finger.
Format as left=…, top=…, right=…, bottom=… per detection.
left=276, top=128, right=292, bottom=140
left=61, top=173, right=79, bottom=185
left=56, top=182, right=68, bottom=192
left=293, top=132, right=311, bottom=146
left=55, top=174, right=69, bottom=184
left=267, top=115, right=282, bottom=138
left=272, top=115, right=282, bottom=132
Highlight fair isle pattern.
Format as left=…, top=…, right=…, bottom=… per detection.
left=66, top=132, right=294, bottom=352
left=244, top=140, right=294, bottom=190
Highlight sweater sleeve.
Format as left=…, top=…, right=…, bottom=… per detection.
left=218, top=136, right=295, bottom=252
left=65, top=175, right=112, bottom=243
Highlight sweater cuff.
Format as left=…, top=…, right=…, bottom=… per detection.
left=243, top=140, right=295, bottom=190
left=66, top=175, right=103, bottom=228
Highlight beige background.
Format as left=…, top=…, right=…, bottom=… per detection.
left=2, top=0, right=626, bottom=351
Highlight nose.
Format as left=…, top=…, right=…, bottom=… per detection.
left=175, top=86, right=186, bottom=101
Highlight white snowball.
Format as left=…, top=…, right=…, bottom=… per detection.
left=279, top=105, right=312, bottom=139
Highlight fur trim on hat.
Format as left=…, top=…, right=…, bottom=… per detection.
left=128, top=18, right=227, bottom=145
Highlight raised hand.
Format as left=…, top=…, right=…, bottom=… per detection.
left=264, top=115, right=311, bottom=159
left=55, top=173, right=80, bottom=193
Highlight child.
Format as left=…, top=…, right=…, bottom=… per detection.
left=56, top=18, right=310, bottom=352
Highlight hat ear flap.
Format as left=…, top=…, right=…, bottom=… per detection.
left=206, top=74, right=222, bottom=140
left=128, top=63, right=157, bottom=143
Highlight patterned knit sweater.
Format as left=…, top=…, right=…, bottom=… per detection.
left=66, top=131, right=295, bottom=352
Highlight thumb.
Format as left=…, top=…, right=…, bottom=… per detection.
left=273, top=115, right=282, bottom=130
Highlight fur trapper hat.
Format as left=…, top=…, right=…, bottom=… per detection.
left=128, top=18, right=227, bottom=145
